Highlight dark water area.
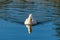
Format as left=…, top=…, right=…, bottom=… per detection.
left=0, top=0, right=60, bottom=40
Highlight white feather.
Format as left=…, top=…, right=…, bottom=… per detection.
left=24, top=14, right=37, bottom=34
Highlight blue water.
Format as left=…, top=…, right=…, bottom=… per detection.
left=0, top=0, right=60, bottom=40
left=0, top=19, right=57, bottom=40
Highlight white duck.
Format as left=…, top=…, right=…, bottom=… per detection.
left=24, top=14, right=37, bottom=34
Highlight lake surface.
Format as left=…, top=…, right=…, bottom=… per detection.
left=0, top=0, right=60, bottom=40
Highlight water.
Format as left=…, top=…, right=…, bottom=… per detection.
left=0, top=0, right=60, bottom=40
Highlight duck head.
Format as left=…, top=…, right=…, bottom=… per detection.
left=28, top=14, right=33, bottom=22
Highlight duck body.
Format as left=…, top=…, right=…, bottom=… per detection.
left=24, top=14, right=37, bottom=25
